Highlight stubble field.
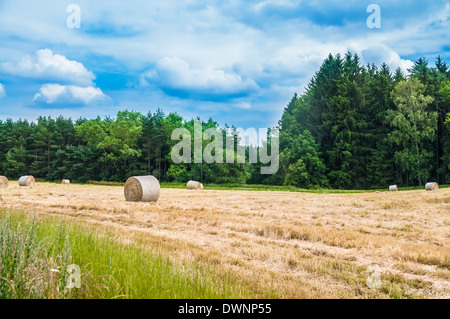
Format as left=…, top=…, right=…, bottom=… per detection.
left=0, top=182, right=449, bottom=298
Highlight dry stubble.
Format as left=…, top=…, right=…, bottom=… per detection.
left=0, top=182, right=448, bottom=298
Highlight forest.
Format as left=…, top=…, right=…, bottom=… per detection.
left=0, top=52, right=449, bottom=189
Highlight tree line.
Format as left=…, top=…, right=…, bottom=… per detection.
left=0, top=52, right=449, bottom=189
left=273, top=53, right=450, bottom=189
left=0, top=110, right=250, bottom=184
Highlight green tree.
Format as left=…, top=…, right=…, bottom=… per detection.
left=325, top=53, right=371, bottom=189
left=365, top=63, right=397, bottom=187
left=282, top=129, right=327, bottom=188
left=410, top=57, right=450, bottom=183
left=75, top=111, right=144, bottom=180
left=387, top=78, right=436, bottom=185
left=3, top=146, right=28, bottom=178
left=442, top=83, right=450, bottom=171
left=141, top=109, right=170, bottom=179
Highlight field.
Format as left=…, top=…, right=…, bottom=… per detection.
left=0, top=182, right=449, bottom=298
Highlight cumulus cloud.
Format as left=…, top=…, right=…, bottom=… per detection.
left=0, top=1, right=448, bottom=127
left=0, top=83, right=5, bottom=99
left=143, top=57, right=259, bottom=100
left=33, top=84, right=109, bottom=106
left=1, top=49, right=95, bottom=86
left=361, top=45, right=414, bottom=74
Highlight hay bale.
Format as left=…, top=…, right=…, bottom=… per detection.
left=124, top=175, right=160, bottom=202
left=425, top=182, right=439, bottom=191
left=61, top=179, right=71, bottom=184
left=19, top=175, right=35, bottom=187
left=389, top=185, right=398, bottom=192
left=0, top=176, right=8, bottom=188
left=186, top=180, right=203, bottom=190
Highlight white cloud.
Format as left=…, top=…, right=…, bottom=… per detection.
left=361, top=45, right=414, bottom=74
left=236, top=102, right=252, bottom=109
left=0, top=0, right=448, bottom=128
left=144, top=57, right=259, bottom=98
left=254, top=0, right=299, bottom=12
left=33, top=84, right=109, bottom=105
left=1, top=49, right=95, bottom=86
left=0, top=83, right=5, bottom=99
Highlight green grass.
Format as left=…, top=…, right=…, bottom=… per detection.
left=81, top=181, right=387, bottom=193
left=160, top=183, right=373, bottom=193
left=0, top=213, right=71, bottom=299
left=38, top=179, right=450, bottom=193
left=160, top=182, right=450, bottom=193
left=0, top=210, right=253, bottom=299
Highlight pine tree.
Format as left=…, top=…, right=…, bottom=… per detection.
left=365, top=63, right=397, bottom=187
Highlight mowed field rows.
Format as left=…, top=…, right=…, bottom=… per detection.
left=0, top=182, right=449, bottom=298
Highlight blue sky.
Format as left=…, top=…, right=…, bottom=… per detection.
left=0, top=0, right=449, bottom=129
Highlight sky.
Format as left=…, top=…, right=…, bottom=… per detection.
left=0, top=0, right=449, bottom=129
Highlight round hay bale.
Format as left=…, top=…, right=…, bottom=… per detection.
left=61, top=179, right=71, bottom=184
left=0, top=176, right=8, bottom=188
left=124, top=175, right=160, bottom=202
left=186, top=180, right=203, bottom=190
left=19, top=175, right=35, bottom=187
left=425, top=182, right=439, bottom=191
left=389, top=185, right=398, bottom=192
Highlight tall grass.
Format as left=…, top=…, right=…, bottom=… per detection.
left=0, top=214, right=73, bottom=298
left=67, top=224, right=251, bottom=299
left=0, top=210, right=251, bottom=299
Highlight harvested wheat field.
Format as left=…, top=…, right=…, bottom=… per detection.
left=0, top=182, right=449, bottom=298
